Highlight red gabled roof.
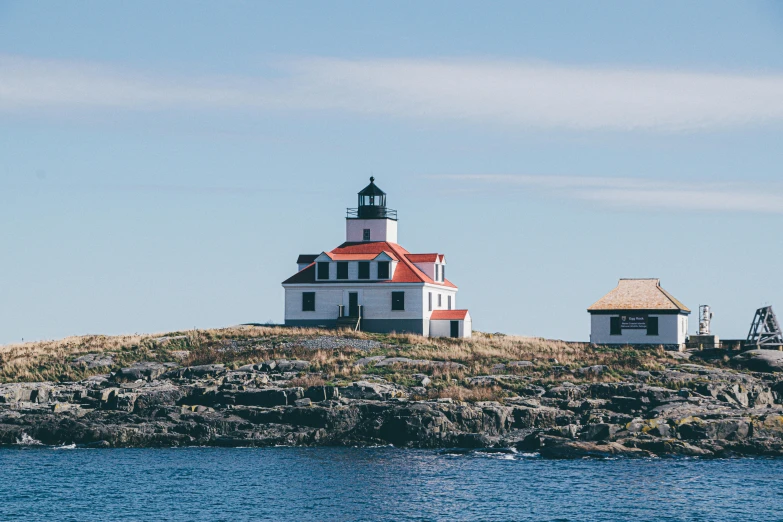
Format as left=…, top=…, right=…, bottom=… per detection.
left=430, top=309, right=469, bottom=320
left=325, top=253, right=378, bottom=261
left=407, top=253, right=439, bottom=262
left=282, top=241, right=457, bottom=287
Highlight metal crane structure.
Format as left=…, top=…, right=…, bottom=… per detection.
left=746, top=306, right=783, bottom=349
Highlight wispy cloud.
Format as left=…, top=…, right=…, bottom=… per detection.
left=2, top=54, right=783, bottom=132
left=437, top=174, right=783, bottom=214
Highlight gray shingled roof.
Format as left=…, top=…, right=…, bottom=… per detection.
left=588, top=278, right=690, bottom=312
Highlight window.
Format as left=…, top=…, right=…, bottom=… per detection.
left=317, top=262, right=330, bottom=280
left=363, top=229, right=371, bottom=241
left=610, top=317, right=621, bottom=336
left=435, top=265, right=439, bottom=281
left=302, top=292, right=315, bottom=312
left=336, top=262, right=348, bottom=280
left=358, top=262, right=370, bottom=279
left=392, top=291, right=405, bottom=311
left=448, top=295, right=452, bottom=310
left=438, top=294, right=442, bottom=307
left=442, top=266, right=446, bottom=281
left=377, top=261, right=390, bottom=280
left=428, top=292, right=432, bottom=312
left=647, top=317, right=659, bottom=336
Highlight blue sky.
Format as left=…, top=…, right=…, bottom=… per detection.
left=2, top=0, right=783, bottom=344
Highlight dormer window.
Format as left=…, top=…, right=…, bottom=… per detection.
left=435, top=265, right=440, bottom=281
left=317, top=262, right=330, bottom=280
left=337, top=262, right=348, bottom=280
left=358, top=261, right=370, bottom=280
left=377, top=261, right=390, bottom=280
left=442, top=265, right=445, bottom=282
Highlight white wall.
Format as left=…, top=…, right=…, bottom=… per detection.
left=421, top=285, right=458, bottom=318
left=285, top=287, right=345, bottom=322
left=413, top=261, right=444, bottom=282
left=285, top=284, right=424, bottom=321
left=430, top=315, right=472, bottom=338
left=346, top=218, right=398, bottom=243
left=590, top=313, right=689, bottom=346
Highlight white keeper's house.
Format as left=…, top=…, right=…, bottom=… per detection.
left=282, top=178, right=472, bottom=338
left=588, top=278, right=690, bottom=349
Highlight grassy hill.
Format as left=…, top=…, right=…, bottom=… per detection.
left=0, top=326, right=689, bottom=400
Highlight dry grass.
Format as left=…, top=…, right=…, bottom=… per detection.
left=0, top=326, right=680, bottom=384
left=288, top=375, right=327, bottom=388
left=427, top=385, right=507, bottom=403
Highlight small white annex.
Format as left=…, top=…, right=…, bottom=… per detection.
left=588, top=278, right=690, bottom=349
left=282, top=178, right=471, bottom=338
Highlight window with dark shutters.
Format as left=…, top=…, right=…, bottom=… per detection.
left=610, top=317, right=621, bottom=335
left=358, top=262, right=370, bottom=279
left=302, top=292, right=315, bottom=312
left=377, top=261, right=390, bottom=280
left=336, top=262, right=348, bottom=280
left=392, top=291, right=405, bottom=311
left=317, top=262, right=330, bottom=280
left=647, top=317, right=659, bottom=336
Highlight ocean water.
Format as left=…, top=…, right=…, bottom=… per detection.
left=1, top=447, right=782, bottom=521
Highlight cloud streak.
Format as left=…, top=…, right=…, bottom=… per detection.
left=2, top=55, right=783, bottom=131
left=438, top=174, right=783, bottom=214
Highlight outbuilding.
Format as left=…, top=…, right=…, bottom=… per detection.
left=588, top=278, right=690, bottom=350
left=429, top=309, right=472, bottom=338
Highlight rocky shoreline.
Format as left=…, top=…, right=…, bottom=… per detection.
left=4, top=357, right=783, bottom=458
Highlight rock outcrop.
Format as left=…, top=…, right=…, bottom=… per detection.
left=4, top=362, right=783, bottom=458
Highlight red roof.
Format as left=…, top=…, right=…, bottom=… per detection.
left=325, top=253, right=378, bottom=261
left=282, top=241, right=457, bottom=287
left=324, top=250, right=399, bottom=261
left=430, top=309, right=470, bottom=320
left=407, top=253, right=440, bottom=263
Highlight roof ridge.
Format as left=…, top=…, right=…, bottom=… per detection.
left=657, top=285, right=691, bottom=312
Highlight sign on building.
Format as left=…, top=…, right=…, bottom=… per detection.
left=620, top=315, right=648, bottom=329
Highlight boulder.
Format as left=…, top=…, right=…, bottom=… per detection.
left=580, top=423, right=620, bottom=441
left=73, top=354, right=115, bottom=369
left=340, top=381, right=406, bottom=401
left=114, top=362, right=176, bottom=382
left=232, top=387, right=304, bottom=407
left=540, top=441, right=653, bottom=459
left=275, top=360, right=310, bottom=373
left=354, top=356, right=387, bottom=367
left=576, top=365, right=608, bottom=376
left=303, top=386, right=340, bottom=403
left=133, top=385, right=185, bottom=415
left=732, top=350, right=783, bottom=373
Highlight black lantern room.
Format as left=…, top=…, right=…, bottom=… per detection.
left=348, top=177, right=397, bottom=220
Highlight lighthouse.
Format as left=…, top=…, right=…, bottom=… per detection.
left=345, top=177, right=398, bottom=243
left=282, top=178, right=471, bottom=338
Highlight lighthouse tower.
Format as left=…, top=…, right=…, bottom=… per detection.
left=345, top=177, right=398, bottom=243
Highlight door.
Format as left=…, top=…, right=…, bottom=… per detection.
left=349, top=292, right=359, bottom=317
left=450, top=320, right=460, bottom=338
